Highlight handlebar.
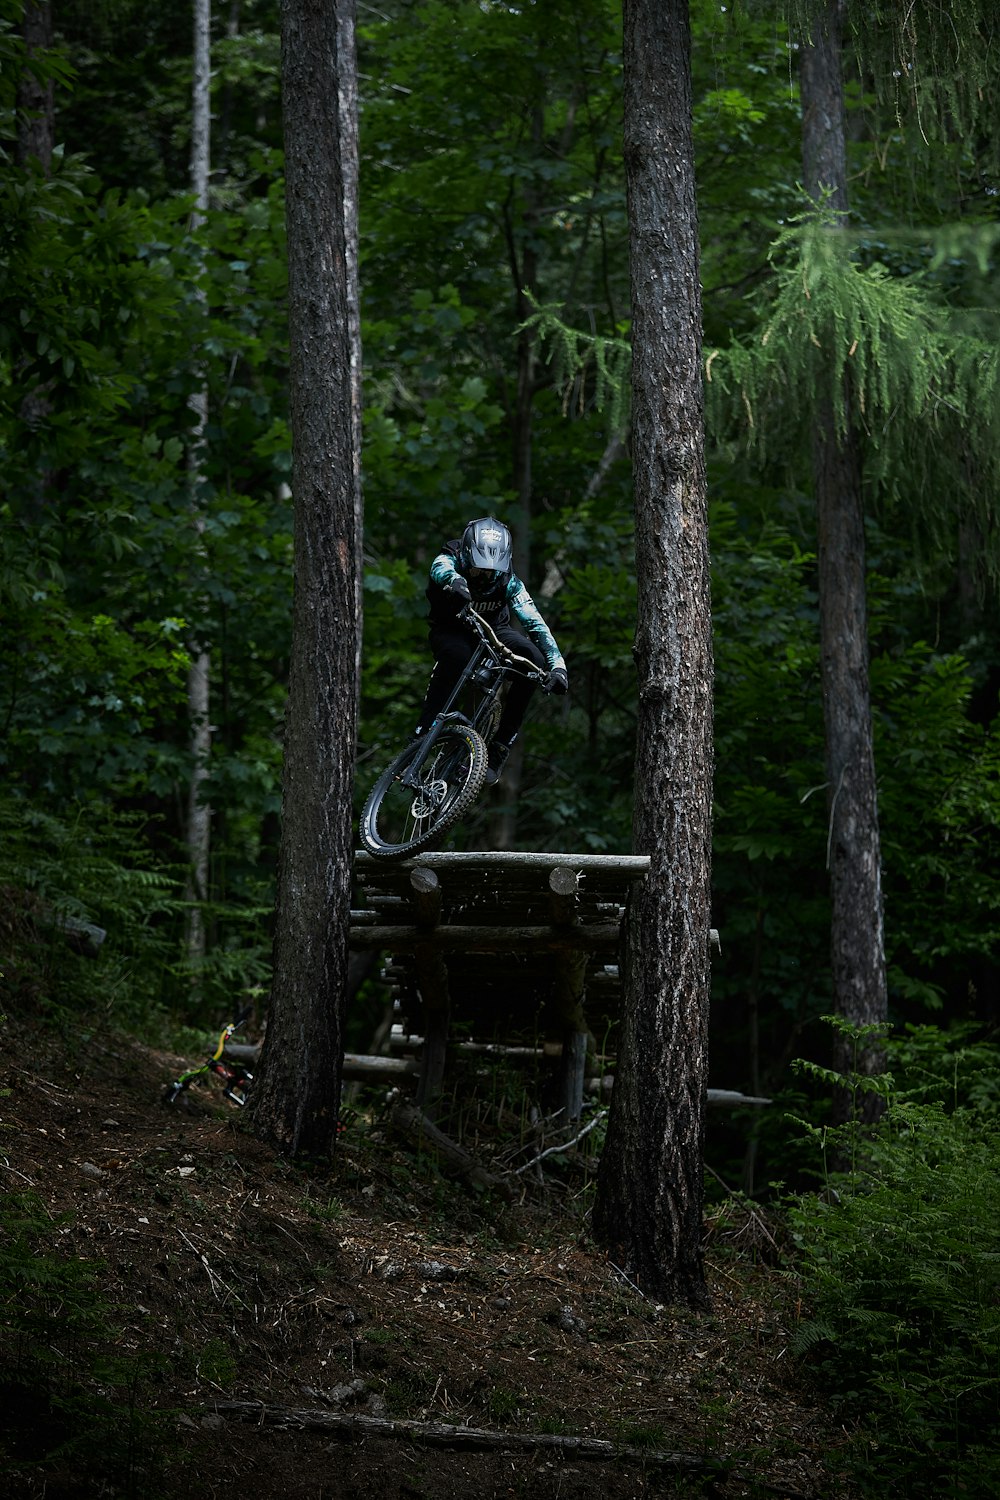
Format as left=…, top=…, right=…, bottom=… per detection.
left=459, top=605, right=550, bottom=682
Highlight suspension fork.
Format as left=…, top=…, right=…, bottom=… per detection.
left=400, top=642, right=493, bottom=790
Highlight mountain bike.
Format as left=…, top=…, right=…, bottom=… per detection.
left=359, top=605, right=548, bottom=859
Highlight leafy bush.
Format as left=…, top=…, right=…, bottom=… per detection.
left=0, top=795, right=181, bottom=1026
left=787, top=1025, right=1000, bottom=1496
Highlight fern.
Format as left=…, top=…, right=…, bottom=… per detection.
left=0, top=794, right=181, bottom=1024
left=788, top=1022, right=1000, bottom=1496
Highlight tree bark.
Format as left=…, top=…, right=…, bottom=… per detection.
left=492, top=147, right=540, bottom=854
left=185, top=0, right=213, bottom=982
left=15, top=0, right=55, bottom=514
left=248, top=0, right=361, bottom=1159
left=16, top=0, right=54, bottom=173
left=591, top=0, right=713, bottom=1309
left=800, top=0, right=888, bottom=1113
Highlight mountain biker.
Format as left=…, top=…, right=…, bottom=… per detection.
left=415, top=517, right=568, bottom=784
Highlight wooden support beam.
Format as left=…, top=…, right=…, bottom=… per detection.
left=349, top=923, right=622, bottom=953
left=343, top=1053, right=419, bottom=1080
left=561, top=1030, right=588, bottom=1122
left=356, top=849, right=650, bottom=878
left=222, top=1043, right=418, bottom=1082
left=410, top=865, right=443, bottom=929
left=548, top=865, right=579, bottom=927
left=406, top=867, right=451, bottom=1110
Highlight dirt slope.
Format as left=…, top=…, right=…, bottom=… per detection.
left=0, top=1017, right=858, bottom=1499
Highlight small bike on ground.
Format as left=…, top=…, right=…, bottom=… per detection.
left=359, top=606, right=547, bottom=859
left=163, top=1010, right=254, bottom=1107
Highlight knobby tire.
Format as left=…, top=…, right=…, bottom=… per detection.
left=359, top=723, right=488, bottom=858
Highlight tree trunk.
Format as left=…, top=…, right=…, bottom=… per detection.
left=16, top=0, right=54, bottom=173
left=15, top=0, right=55, bottom=517
left=185, top=0, right=213, bottom=981
left=248, top=0, right=361, bottom=1159
left=591, top=0, right=713, bottom=1310
left=492, top=143, right=541, bottom=853
left=800, top=0, right=887, bottom=1113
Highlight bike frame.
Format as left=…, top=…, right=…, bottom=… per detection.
left=164, top=1010, right=254, bottom=1107
left=400, top=606, right=544, bottom=790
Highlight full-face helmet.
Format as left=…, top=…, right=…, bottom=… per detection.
left=459, top=517, right=512, bottom=580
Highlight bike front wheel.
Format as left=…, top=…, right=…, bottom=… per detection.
left=359, top=723, right=488, bottom=858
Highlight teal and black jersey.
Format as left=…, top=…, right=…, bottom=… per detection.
left=427, top=539, right=565, bottom=672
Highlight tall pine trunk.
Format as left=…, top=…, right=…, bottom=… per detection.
left=248, top=0, right=361, bottom=1159
left=185, top=0, right=213, bottom=981
left=591, top=0, right=713, bottom=1309
left=491, top=153, right=540, bottom=852
left=800, top=0, right=887, bottom=1111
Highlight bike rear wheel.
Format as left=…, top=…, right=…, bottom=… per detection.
left=359, top=723, right=488, bottom=858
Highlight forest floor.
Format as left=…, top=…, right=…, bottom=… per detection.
left=0, top=1014, right=863, bottom=1500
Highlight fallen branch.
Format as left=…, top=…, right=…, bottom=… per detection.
left=510, top=1109, right=607, bottom=1176
left=388, top=1094, right=513, bottom=1198
left=210, top=1402, right=725, bottom=1477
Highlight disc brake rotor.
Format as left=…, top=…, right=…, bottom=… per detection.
left=411, top=777, right=448, bottom=819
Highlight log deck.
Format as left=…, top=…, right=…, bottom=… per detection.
left=347, top=851, right=741, bottom=1120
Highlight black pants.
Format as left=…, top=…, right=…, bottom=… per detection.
left=417, top=621, right=546, bottom=741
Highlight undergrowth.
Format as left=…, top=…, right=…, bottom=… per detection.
left=0, top=1190, right=171, bottom=1497
left=0, top=794, right=270, bottom=1032
left=787, top=1018, right=1000, bottom=1497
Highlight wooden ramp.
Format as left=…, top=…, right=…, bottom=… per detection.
left=351, top=850, right=648, bottom=1119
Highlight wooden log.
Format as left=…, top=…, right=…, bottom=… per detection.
left=356, top=849, right=650, bottom=878
left=562, top=1029, right=588, bottom=1122
left=389, top=1035, right=548, bottom=1059
left=349, top=923, right=622, bottom=953
left=212, top=1404, right=728, bottom=1476
left=389, top=1095, right=512, bottom=1196
left=222, top=1044, right=418, bottom=1082
left=211, top=1402, right=724, bottom=1479
left=704, top=1087, right=771, bottom=1108
left=407, top=872, right=451, bottom=1107
left=580, top=1075, right=770, bottom=1107
left=410, top=929, right=451, bottom=1108
left=409, top=865, right=442, bottom=930
left=343, top=1054, right=418, bottom=1080
left=548, top=865, right=579, bottom=927
left=415, top=1002, right=448, bottom=1109
left=40, top=910, right=108, bottom=958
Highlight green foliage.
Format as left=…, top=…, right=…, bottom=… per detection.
left=520, top=293, right=632, bottom=432
left=787, top=1023, right=1000, bottom=1496
left=885, top=1022, right=1000, bottom=1118
left=875, top=641, right=1000, bottom=999
left=0, top=580, right=191, bottom=798
left=707, top=500, right=1000, bottom=1192
left=705, top=207, right=1000, bottom=581
left=0, top=795, right=180, bottom=1025
left=844, top=0, right=1000, bottom=181
left=362, top=282, right=509, bottom=538
left=707, top=210, right=947, bottom=454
